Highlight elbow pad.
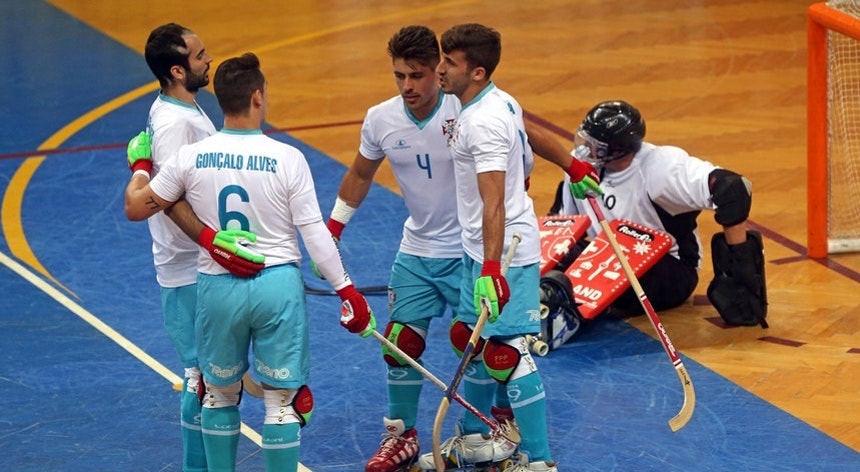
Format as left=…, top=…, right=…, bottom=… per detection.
left=709, top=169, right=752, bottom=226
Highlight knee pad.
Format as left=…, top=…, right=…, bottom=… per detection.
left=709, top=169, right=752, bottom=226
left=382, top=322, right=427, bottom=366
left=449, top=318, right=486, bottom=358
left=184, top=367, right=202, bottom=396
left=483, top=337, right=536, bottom=383
left=202, top=380, right=243, bottom=409
left=263, top=385, right=314, bottom=427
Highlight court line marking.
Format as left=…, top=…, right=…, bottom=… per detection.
left=0, top=250, right=268, bottom=454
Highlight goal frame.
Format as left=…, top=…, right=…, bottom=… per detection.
left=807, top=2, right=860, bottom=258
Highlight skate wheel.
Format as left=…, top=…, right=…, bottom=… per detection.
left=539, top=303, right=550, bottom=319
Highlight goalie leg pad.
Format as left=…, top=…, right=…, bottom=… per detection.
left=539, top=270, right=583, bottom=350
left=382, top=322, right=427, bottom=366
left=263, top=385, right=314, bottom=427
left=202, top=380, right=242, bottom=409
left=707, top=230, right=768, bottom=328
left=449, top=318, right=486, bottom=358
left=484, top=337, right=537, bottom=383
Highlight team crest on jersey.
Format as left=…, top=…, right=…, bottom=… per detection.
left=442, top=118, right=457, bottom=147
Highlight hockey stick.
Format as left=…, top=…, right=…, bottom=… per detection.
left=303, top=283, right=388, bottom=296
left=368, top=330, right=520, bottom=442
left=432, top=233, right=522, bottom=472
left=585, top=195, right=695, bottom=431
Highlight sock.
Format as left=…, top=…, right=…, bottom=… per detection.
left=507, top=371, right=552, bottom=462
left=387, top=364, right=424, bottom=430
left=201, top=405, right=240, bottom=471
left=263, top=423, right=301, bottom=471
left=461, top=359, right=495, bottom=435
left=181, top=377, right=207, bottom=471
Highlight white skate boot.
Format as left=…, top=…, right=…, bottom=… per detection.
left=415, top=424, right=517, bottom=470
left=501, top=452, right=557, bottom=471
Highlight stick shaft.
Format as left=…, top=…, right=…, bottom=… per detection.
left=585, top=196, right=695, bottom=431
left=369, top=330, right=517, bottom=440
left=432, top=233, right=522, bottom=471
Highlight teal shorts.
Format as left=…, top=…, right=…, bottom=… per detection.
left=458, top=256, right=541, bottom=337
left=160, top=283, right=198, bottom=369
left=388, top=252, right=463, bottom=327
left=196, top=264, right=309, bottom=389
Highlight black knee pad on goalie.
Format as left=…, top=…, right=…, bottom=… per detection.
left=539, top=270, right=584, bottom=349
left=707, top=230, right=768, bottom=328
left=709, top=169, right=752, bottom=227
left=449, top=318, right=486, bottom=358
left=483, top=338, right=522, bottom=383
left=382, top=322, right=426, bottom=366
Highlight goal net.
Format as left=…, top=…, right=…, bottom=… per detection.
left=808, top=1, right=860, bottom=257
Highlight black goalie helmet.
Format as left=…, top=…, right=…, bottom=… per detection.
left=575, top=100, right=646, bottom=164
left=539, top=270, right=576, bottom=317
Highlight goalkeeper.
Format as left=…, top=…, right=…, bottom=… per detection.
left=539, top=100, right=767, bottom=328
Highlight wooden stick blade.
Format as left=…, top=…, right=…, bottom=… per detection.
left=432, top=399, right=451, bottom=472
left=668, top=365, right=696, bottom=432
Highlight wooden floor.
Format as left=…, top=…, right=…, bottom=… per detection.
left=50, top=0, right=860, bottom=452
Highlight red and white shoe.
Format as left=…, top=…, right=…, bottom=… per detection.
left=365, top=417, right=420, bottom=472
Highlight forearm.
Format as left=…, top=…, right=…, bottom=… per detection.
left=526, top=121, right=573, bottom=171
left=478, top=171, right=506, bottom=263
left=299, top=220, right=350, bottom=289
left=124, top=174, right=168, bottom=221
left=165, top=199, right=205, bottom=241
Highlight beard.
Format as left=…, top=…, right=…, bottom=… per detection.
left=184, top=69, right=209, bottom=93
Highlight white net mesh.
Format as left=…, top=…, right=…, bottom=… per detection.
left=825, top=1, right=860, bottom=251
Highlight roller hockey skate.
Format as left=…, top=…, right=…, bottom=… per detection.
left=499, top=452, right=557, bottom=471
left=366, top=417, right=420, bottom=472
left=411, top=422, right=518, bottom=472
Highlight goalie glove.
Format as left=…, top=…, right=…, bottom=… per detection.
left=474, top=260, right=510, bottom=322
left=337, top=285, right=376, bottom=337
left=198, top=227, right=266, bottom=278
left=127, top=131, right=153, bottom=176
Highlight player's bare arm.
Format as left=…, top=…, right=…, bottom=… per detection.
left=338, top=153, right=383, bottom=207
left=477, top=170, right=506, bottom=262
left=164, top=199, right=205, bottom=241
left=125, top=174, right=174, bottom=221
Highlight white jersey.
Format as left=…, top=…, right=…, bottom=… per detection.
left=145, top=93, right=217, bottom=287
left=447, top=83, right=540, bottom=266
left=360, top=91, right=462, bottom=258
left=562, top=142, right=718, bottom=268
left=150, top=129, right=323, bottom=275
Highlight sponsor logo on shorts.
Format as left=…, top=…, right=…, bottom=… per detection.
left=256, top=358, right=292, bottom=380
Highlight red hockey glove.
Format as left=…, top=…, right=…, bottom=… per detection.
left=198, top=227, right=266, bottom=278
left=474, top=260, right=510, bottom=322
left=337, top=285, right=376, bottom=337
left=127, top=131, right=153, bottom=175
left=566, top=159, right=599, bottom=184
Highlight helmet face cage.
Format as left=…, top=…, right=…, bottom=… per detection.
left=575, top=126, right=610, bottom=166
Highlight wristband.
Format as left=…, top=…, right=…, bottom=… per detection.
left=132, top=168, right=151, bottom=180
left=481, top=260, right=501, bottom=276
left=330, top=197, right=358, bottom=226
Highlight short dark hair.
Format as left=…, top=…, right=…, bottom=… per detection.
left=440, top=23, right=501, bottom=78
left=387, top=25, right=440, bottom=67
left=214, top=52, right=265, bottom=115
left=144, top=23, right=194, bottom=88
